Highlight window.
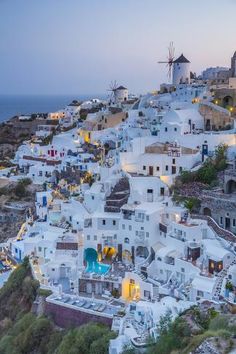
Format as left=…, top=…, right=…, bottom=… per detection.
left=92, top=195, right=94, bottom=200
left=172, top=158, right=175, bottom=164
left=147, top=189, right=153, bottom=193
left=114, top=234, right=117, bottom=239
left=113, top=220, right=116, bottom=226
left=124, top=237, right=129, bottom=244
left=122, top=224, right=125, bottom=230
left=197, top=290, right=204, bottom=297
left=165, top=127, right=168, bottom=132
left=174, top=127, right=177, bottom=131
left=233, top=219, right=236, bottom=227
left=141, top=227, right=144, bottom=231
left=87, top=235, right=90, bottom=240
left=146, top=215, right=149, bottom=221
left=143, top=166, right=146, bottom=170
left=135, top=231, right=138, bottom=236
left=129, top=225, right=132, bottom=231
left=181, top=268, right=185, bottom=273
left=156, top=166, right=160, bottom=171
left=102, top=219, right=106, bottom=225
left=165, top=165, right=168, bottom=171
left=160, top=269, right=163, bottom=274
left=179, top=167, right=183, bottom=172
left=38, top=247, right=42, bottom=252
left=144, top=290, right=150, bottom=298
left=146, top=232, right=149, bottom=238
left=94, top=235, right=97, bottom=241
left=220, top=217, right=223, bottom=225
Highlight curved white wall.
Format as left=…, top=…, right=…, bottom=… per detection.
left=173, top=63, right=190, bottom=85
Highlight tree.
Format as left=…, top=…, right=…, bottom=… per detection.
left=184, top=197, right=200, bottom=214
left=225, top=281, right=233, bottom=291
left=14, top=182, right=26, bottom=198
left=196, top=161, right=217, bottom=185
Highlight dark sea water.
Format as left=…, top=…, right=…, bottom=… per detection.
left=0, top=94, right=105, bottom=122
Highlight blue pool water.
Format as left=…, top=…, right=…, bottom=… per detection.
left=86, top=261, right=110, bottom=275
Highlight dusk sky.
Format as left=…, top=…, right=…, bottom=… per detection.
left=1, top=0, right=236, bottom=95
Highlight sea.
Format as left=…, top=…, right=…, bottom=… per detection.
left=0, top=94, right=105, bottom=123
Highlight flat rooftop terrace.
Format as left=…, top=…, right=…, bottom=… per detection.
left=48, top=294, right=125, bottom=318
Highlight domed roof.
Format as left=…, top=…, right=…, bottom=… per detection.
left=163, top=108, right=203, bottom=125
left=173, top=54, right=190, bottom=64
left=116, top=85, right=127, bottom=90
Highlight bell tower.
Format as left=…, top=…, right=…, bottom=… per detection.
left=231, top=51, right=236, bottom=77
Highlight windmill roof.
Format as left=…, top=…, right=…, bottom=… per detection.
left=116, top=85, right=127, bottom=90
left=174, top=54, right=190, bottom=63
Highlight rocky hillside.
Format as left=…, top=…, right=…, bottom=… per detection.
left=0, top=258, right=115, bottom=354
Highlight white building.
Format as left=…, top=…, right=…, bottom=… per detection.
left=173, top=54, right=190, bottom=86
left=114, top=86, right=128, bottom=103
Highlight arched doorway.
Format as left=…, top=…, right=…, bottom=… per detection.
left=122, top=250, right=132, bottom=264
left=203, top=207, right=212, bottom=217
left=226, top=179, right=236, bottom=194
left=103, top=246, right=117, bottom=261
left=222, top=95, right=233, bottom=108
left=136, top=246, right=149, bottom=259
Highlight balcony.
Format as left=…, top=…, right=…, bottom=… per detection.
left=135, top=216, right=144, bottom=222
left=102, top=236, right=117, bottom=248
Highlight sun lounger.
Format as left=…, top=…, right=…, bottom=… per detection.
left=83, top=302, right=92, bottom=309
left=97, top=304, right=106, bottom=312
left=93, top=304, right=100, bottom=311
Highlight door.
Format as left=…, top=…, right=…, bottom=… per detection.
left=225, top=217, right=231, bottom=230
left=172, top=166, right=177, bottom=174
left=147, top=189, right=153, bottom=202
left=149, top=166, right=153, bottom=176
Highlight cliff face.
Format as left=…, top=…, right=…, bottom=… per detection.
left=0, top=260, right=115, bottom=354
left=0, top=116, right=55, bottom=159
left=0, top=118, right=36, bottom=159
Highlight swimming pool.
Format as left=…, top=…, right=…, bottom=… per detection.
left=86, top=261, right=110, bottom=275
left=84, top=248, right=110, bottom=275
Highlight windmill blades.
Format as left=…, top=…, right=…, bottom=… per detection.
left=158, top=42, right=175, bottom=80
left=168, top=41, right=175, bottom=63
left=113, top=80, right=118, bottom=91
left=109, top=80, right=118, bottom=92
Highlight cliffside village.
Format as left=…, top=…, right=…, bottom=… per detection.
left=1, top=51, right=236, bottom=353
